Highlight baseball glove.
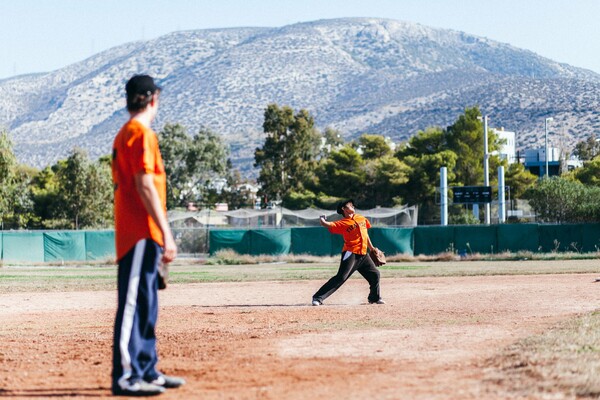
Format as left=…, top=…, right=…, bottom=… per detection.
left=158, top=262, right=169, bottom=290
left=370, top=247, right=386, bottom=267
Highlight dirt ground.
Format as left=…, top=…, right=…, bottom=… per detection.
left=1, top=272, right=600, bottom=399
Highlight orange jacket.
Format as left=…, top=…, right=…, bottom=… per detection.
left=112, top=119, right=167, bottom=260
left=328, top=214, right=371, bottom=255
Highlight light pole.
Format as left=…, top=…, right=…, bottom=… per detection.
left=478, top=115, right=490, bottom=224
left=544, top=117, right=553, bottom=178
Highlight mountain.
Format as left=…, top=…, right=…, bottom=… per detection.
left=1, top=17, right=599, bottom=171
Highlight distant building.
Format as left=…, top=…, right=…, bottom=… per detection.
left=523, top=147, right=561, bottom=177
left=208, top=178, right=228, bottom=193
left=235, top=183, right=260, bottom=209
left=493, top=128, right=517, bottom=164
left=215, top=203, right=228, bottom=211
left=565, top=155, right=583, bottom=171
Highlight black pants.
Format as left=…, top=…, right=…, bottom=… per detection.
left=313, top=251, right=381, bottom=303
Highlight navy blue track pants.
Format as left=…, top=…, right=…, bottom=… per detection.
left=112, top=239, right=162, bottom=389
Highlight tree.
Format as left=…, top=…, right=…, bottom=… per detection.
left=53, top=149, right=113, bottom=229
left=575, top=186, right=600, bottom=222
left=357, top=134, right=392, bottom=160
left=8, top=165, right=38, bottom=228
left=445, top=106, right=503, bottom=187
left=396, top=127, right=446, bottom=158
left=504, top=162, right=538, bottom=199
left=159, top=124, right=229, bottom=208
left=525, top=177, right=586, bottom=223
left=254, top=104, right=321, bottom=207
left=399, top=150, right=458, bottom=223
left=0, top=130, right=18, bottom=222
left=395, top=126, right=457, bottom=223
left=322, top=127, right=344, bottom=154
left=56, top=151, right=89, bottom=229
left=573, top=158, right=600, bottom=186
left=315, top=145, right=367, bottom=205
left=312, top=134, right=410, bottom=208
left=573, top=135, right=600, bottom=161
left=218, top=163, right=254, bottom=209
left=392, top=108, right=514, bottom=223
left=30, top=165, right=64, bottom=228
left=362, top=155, right=410, bottom=208
left=0, top=130, right=35, bottom=229
left=0, top=133, right=121, bottom=229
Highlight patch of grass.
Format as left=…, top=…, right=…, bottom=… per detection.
left=205, top=249, right=600, bottom=265
left=381, top=265, right=429, bottom=271
left=483, top=311, right=600, bottom=398
left=205, top=250, right=338, bottom=265
left=2, top=257, right=600, bottom=293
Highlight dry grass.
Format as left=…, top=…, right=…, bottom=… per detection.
left=3, top=258, right=600, bottom=294
left=483, top=311, right=600, bottom=398
left=206, top=249, right=600, bottom=265
left=205, top=249, right=338, bottom=265
left=2, top=249, right=598, bottom=269
left=389, top=250, right=600, bottom=262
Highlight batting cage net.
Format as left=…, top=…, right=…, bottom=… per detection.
left=168, top=206, right=417, bottom=255
left=168, top=205, right=417, bottom=229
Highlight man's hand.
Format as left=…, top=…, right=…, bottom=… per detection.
left=162, top=232, right=177, bottom=264
left=319, top=215, right=332, bottom=228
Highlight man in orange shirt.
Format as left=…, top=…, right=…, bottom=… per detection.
left=312, top=199, right=385, bottom=306
left=111, top=75, right=184, bottom=396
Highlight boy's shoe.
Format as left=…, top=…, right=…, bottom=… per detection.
left=149, top=375, right=186, bottom=389
left=311, top=299, right=322, bottom=306
left=112, top=381, right=165, bottom=396
left=369, top=299, right=386, bottom=304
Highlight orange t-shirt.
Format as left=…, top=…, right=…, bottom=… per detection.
left=328, top=214, right=371, bottom=255
left=112, top=119, right=167, bottom=260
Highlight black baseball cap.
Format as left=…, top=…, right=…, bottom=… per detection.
left=336, top=199, right=355, bottom=215
left=125, top=74, right=161, bottom=97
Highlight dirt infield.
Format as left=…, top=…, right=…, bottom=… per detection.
left=1, top=270, right=600, bottom=399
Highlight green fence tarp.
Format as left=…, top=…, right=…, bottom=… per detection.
left=0, top=232, right=2, bottom=260
left=2, top=231, right=45, bottom=262
left=330, top=233, right=344, bottom=256
left=85, top=231, right=115, bottom=260
left=453, top=225, right=498, bottom=254
left=497, top=224, right=539, bottom=252
left=414, top=226, right=455, bottom=255
left=209, top=230, right=250, bottom=255
left=44, top=231, right=86, bottom=262
left=581, top=224, right=600, bottom=253
left=538, top=224, right=583, bottom=252
left=290, top=227, right=333, bottom=256
left=369, top=228, right=414, bottom=256
left=248, top=229, right=291, bottom=255
left=6, top=223, right=600, bottom=263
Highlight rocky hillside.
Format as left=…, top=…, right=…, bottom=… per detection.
left=1, top=17, right=599, bottom=171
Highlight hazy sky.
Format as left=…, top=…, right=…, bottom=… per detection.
left=1, top=0, right=599, bottom=79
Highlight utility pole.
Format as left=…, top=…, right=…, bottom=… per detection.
left=481, top=115, right=490, bottom=224
left=440, top=167, right=448, bottom=226
left=498, top=166, right=506, bottom=223
left=544, top=117, right=553, bottom=178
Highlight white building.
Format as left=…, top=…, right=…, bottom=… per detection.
left=523, top=147, right=561, bottom=177
left=493, top=128, right=517, bottom=164
left=523, top=147, right=560, bottom=164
